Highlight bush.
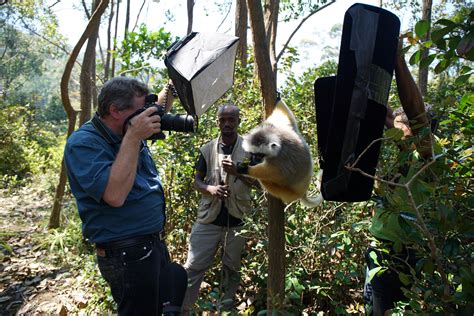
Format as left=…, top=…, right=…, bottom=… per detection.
left=0, top=104, right=63, bottom=189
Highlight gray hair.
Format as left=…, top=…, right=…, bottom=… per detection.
left=97, top=77, right=149, bottom=117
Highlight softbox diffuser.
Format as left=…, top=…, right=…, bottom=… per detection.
left=315, top=3, right=400, bottom=202
left=165, top=32, right=239, bottom=117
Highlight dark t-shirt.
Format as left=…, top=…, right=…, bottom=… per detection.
left=196, top=142, right=243, bottom=227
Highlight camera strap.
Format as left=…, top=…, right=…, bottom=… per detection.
left=122, top=108, right=145, bottom=137
left=91, top=113, right=120, bottom=145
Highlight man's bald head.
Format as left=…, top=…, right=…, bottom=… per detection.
left=217, top=103, right=240, bottom=118
left=217, top=103, right=240, bottom=138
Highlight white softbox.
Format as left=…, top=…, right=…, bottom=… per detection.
left=165, top=32, right=239, bottom=117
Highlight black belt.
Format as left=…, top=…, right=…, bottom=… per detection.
left=96, top=231, right=165, bottom=251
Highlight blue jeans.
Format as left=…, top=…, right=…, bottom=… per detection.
left=97, top=238, right=170, bottom=315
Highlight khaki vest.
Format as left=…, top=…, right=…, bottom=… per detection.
left=196, top=136, right=252, bottom=224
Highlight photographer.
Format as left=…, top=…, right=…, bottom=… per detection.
left=64, top=77, right=178, bottom=315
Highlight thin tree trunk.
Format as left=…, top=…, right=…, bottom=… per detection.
left=132, top=0, right=147, bottom=32
left=418, top=0, right=432, bottom=96
left=263, top=0, right=278, bottom=77
left=49, top=0, right=110, bottom=229
left=111, top=0, right=120, bottom=77
left=80, top=0, right=101, bottom=125
left=104, top=0, right=114, bottom=81
left=124, top=0, right=131, bottom=39
left=235, top=0, right=248, bottom=67
left=187, top=0, right=195, bottom=34
left=80, top=0, right=104, bottom=68
left=247, top=0, right=285, bottom=313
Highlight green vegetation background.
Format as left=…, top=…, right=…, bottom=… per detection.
left=1, top=2, right=473, bottom=314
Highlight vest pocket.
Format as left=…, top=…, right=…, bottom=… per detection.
left=233, top=193, right=251, bottom=214
left=197, top=196, right=213, bottom=220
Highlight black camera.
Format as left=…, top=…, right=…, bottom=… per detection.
left=123, top=94, right=195, bottom=140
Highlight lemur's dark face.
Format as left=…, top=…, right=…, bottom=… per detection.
left=249, top=153, right=265, bottom=165
left=243, top=125, right=281, bottom=162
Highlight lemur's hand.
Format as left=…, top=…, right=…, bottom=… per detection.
left=236, top=161, right=249, bottom=174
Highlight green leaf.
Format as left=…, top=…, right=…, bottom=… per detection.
left=399, top=272, right=411, bottom=286
left=443, top=239, right=460, bottom=257
left=460, top=65, right=472, bottom=74
left=431, top=24, right=457, bottom=42
left=415, top=20, right=430, bottom=38
left=434, top=38, right=447, bottom=50
left=423, top=40, right=433, bottom=48
left=369, top=250, right=380, bottom=266
left=456, top=34, right=474, bottom=57
left=385, top=128, right=404, bottom=140
left=423, top=259, right=435, bottom=275
left=420, top=53, right=436, bottom=69
left=409, top=50, right=422, bottom=65
left=434, top=59, right=451, bottom=74
left=449, top=36, right=462, bottom=50
left=367, top=266, right=387, bottom=282
left=455, top=74, right=472, bottom=85
left=435, top=18, right=456, bottom=27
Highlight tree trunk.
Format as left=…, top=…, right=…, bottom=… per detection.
left=104, top=0, right=114, bottom=81
left=49, top=0, right=110, bottom=229
left=79, top=0, right=101, bottom=125
left=124, top=0, right=131, bottom=39
left=235, top=0, right=248, bottom=67
left=247, top=0, right=285, bottom=313
left=418, top=0, right=433, bottom=96
left=81, top=0, right=104, bottom=68
left=111, top=0, right=120, bottom=77
left=263, top=0, right=278, bottom=77
left=187, top=0, right=195, bottom=34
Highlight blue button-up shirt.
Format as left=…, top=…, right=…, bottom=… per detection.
left=64, top=119, right=165, bottom=243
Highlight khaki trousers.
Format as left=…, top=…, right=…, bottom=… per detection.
left=182, top=223, right=246, bottom=312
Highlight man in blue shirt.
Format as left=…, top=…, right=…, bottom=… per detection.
left=64, top=77, right=177, bottom=315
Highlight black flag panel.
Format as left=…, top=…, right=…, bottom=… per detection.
left=315, top=3, right=400, bottom=202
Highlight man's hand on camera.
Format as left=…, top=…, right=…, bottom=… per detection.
left=127, top=107, right=161, bottom=140
left=208, top=184, right=230, bottom=199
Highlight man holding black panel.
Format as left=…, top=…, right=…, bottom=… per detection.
left=365, top=39, right=435, bottom=315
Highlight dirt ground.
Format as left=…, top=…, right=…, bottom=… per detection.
left=0, top=187, right=93, bottom=316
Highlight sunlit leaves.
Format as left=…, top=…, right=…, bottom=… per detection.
left=115, top=24, right=175, bottom=79
left=406, top=8, right=473, bottom=85
left=415, top=19, right=430, bottom=38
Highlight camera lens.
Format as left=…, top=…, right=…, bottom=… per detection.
left=161, top=114, right=195, bottom=133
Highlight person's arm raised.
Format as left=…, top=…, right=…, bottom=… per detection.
left=102, top=107, right=161, bottom=207
left=394, top=42, right=433, bottom=158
